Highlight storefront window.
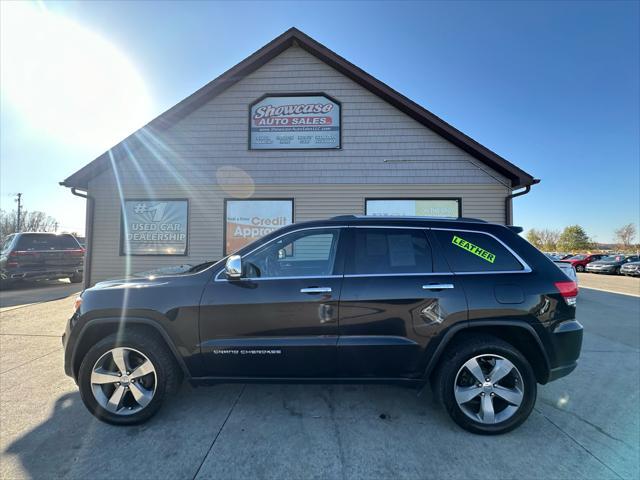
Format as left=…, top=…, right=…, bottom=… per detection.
left=121, top=200, right=188, bottom=255
left=365, top=198, right=461, bottom=218
left=225, top=199, right=293, bottom=255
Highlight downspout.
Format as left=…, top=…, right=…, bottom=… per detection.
left=69, top=187, right=94, bottom=289
left=505, top=179, right=540, bottom=226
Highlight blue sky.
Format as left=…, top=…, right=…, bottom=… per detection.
left=1, top=0, right=638, bottom=242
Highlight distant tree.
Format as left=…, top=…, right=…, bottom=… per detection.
left=526, top=229, right=543, bottom=249
left=557, top=225, right=591, bottom=252
left=0, top=209, right=58, bottom=243
left=539, top=229, right=560, bottom=251
left=614, top=223, right=637, bottom=249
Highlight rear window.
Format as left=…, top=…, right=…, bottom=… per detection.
left=433, top=229, right=524, bottom=272
left=347, top=228, right=432, bottom=275
left=16, top=234, right=80, bottom=251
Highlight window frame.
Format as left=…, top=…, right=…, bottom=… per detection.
left=430, top=227, right=531, bottom=274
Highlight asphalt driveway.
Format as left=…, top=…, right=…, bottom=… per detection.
left=0, top=289, right=638, bottom=479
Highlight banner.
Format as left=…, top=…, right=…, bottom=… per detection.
left=366, top=199, right=460, bottom=218
left=122, top=200, right=188, bottom=255
left=250, top=95, right=340, bottom=149
left=225, top=200, right=293, bottom=254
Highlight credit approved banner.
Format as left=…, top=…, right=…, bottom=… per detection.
left=225, top=200, right=293, bottom=254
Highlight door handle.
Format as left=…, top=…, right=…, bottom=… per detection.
left=422, top=283, right=454, bottom=290
left=300, top=287, right=332, bottom=294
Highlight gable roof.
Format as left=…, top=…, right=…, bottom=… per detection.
left=61, top=27, right=536, bottom=189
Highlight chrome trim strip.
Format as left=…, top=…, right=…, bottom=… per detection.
left=300, top=287, right=332, bottom=294
left=344, top=272, right=446, bottom=278
left=423, top=283, right=455, bottom=290
left=430, top=227, right=532, bottom=274
left=215, top=274, right=342, bottom=283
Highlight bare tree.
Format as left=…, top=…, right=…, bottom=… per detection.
left=538, top=229, right=560, bottom=251
left=614, top=223, right=637, bottom=248
left=0, top=209, right=58, bottom=243
left=526, top=229, right=542, bottom=249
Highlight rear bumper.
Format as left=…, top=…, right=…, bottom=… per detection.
left=1, top=267, right=82, bottom=281
left=545, top=319, right=583, bottom=383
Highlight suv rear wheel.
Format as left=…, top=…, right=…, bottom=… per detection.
left=78, top=331, right=180, bottom=425
left=434, top=334, right=537, bottom=435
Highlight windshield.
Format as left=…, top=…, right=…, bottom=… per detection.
left=569, top=254, right=586, bottom=260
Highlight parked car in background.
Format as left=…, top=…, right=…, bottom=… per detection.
left=621, top=261, right=640, bottom=277
left=585, top=255, right=640, bottom=275
left=560, top=253, right=608, bottom=272
left=0, top=233, right=84, bottom=285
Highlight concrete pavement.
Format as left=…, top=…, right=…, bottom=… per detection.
left=0, top=290, right=638, bottom=479
left=0, top=280, right=82, bottom=309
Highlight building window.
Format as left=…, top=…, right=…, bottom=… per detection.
left=121, top=200, right=188, bottom=256
left=365, top=198, right=461, bottom=218
left=225, top=199, right=293, bottom=255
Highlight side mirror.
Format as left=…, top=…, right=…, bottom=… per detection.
left=225, top=255, right=242, bottom=279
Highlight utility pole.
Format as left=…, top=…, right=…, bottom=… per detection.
left=15, top=193, right=22, bottom=233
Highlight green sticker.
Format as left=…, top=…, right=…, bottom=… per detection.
left=451, top=235, right=496, bottom=263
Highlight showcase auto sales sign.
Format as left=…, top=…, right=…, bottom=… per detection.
left=250, top=95, right=340, bottom=149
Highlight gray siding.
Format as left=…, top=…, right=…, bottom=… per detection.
left=88, top=182, right=508, bottom=283
left=86, top=45, right=512, bottom=284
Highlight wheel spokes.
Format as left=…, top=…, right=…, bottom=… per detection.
left=130, top=360, right=153, bottom=379
left=91, top=370, right=120, bottom=385
left=111, top=348, right=129, bottom=375
left=129, top=382, right=153, bottom=408
left=106, top=385, right=126, bottom=412
left=493, top=384, right=523, bottom=406
left=464, top=358, right=486, bottom=384
left=454, top=385, right=482, bottom=404
left=488, top=358, right=514, bottom=384
left=479, top=393, right=495, bottom=423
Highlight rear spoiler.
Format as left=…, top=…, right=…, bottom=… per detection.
left=507, top=225, right=524, bottom=234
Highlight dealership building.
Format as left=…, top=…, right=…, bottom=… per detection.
left=61, top=28, right=537, bottom=286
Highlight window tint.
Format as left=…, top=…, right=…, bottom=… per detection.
left=243, top=228, right=340, bottom=279
left=347, top=228, right=432, bottom=275
left=433, top=230, right=524, bottom=272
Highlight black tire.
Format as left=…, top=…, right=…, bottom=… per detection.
left=78, top=331, right=181, bottom=425
left=433, top=334, right=537, bottom=435
left=575, top=265, right=585, bottom=272
left=69, top=273, right=83, bottom=283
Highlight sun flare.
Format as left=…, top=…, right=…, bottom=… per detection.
left=1, top=2, right=152, bottom=150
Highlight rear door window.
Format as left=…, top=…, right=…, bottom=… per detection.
left=432, top=229, right=524, bottom=272
left=347, top=228, right=432, bottom=275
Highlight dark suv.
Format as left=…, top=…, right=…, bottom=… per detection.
left=1, top=233, right=84, bottom=285
left=63, top=216, right=582, bottom=434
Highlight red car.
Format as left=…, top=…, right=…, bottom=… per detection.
left=561, top=253, right=607, bottom=272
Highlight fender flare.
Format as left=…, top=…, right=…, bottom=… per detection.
left=423, top=320, right=551, bottom=381
left=71, top=317, right=191, bottom=379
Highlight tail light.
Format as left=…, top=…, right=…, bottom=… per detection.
left=555, top=281, right=578, bottom=306
left=7, top=250, right=36, bottom=267
left=67, top=249, right=85, bottom=257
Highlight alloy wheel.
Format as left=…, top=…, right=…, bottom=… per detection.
left=454, top=354, right=524, bottom=424
left=90, top=347, right=157, bottom=416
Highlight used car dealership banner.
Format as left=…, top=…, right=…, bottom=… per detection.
left=122, top=200, right=188, bottom=255
left=225, top=200, right=293, bottom=254
left=250, top=95, right=340, bottom=149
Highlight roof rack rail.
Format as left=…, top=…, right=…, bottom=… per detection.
left=329, top=215, right=487, bottom=223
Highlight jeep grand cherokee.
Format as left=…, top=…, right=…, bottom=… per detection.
left=62, top=216, right=582, bottom=434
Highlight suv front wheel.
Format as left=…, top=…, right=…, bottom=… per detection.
left=77, top=331, right=180, bottom=425
left=434, top=334, right=537, bottom=435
